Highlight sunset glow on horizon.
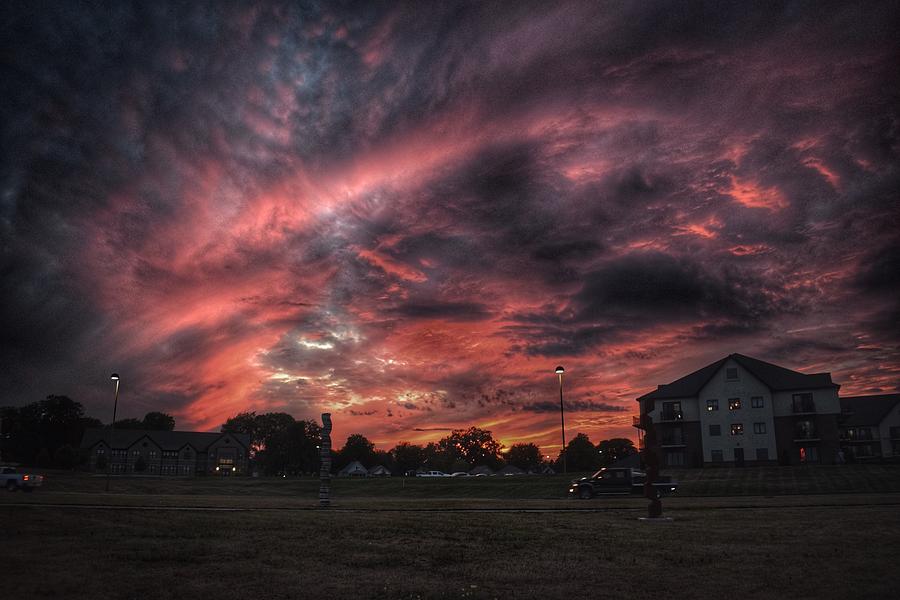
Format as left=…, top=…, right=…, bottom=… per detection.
left=2, top=2, right=898, bottom=454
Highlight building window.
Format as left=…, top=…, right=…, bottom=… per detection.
left=709, top=424, right=721, bottom=437
left=729, top=398, right=742, bottom=410
left=756, top=448, right=769, bottom=461
left=149, top=451, right=157, bottom=458
left=132, top=450, right=140, bottom=457
left=96, top=448, right=105, bottom=455
left=711, top=450, right=724, bottom=462
left=731, top=423, right=744, bottom=436
left=662, top=402, right=683, bottom=421
left=751, top=396, right=764, bottom=408
left=890, top=426, right=900, bottom=440
left=726, top=368, right=738, bottom=380
left=753, top=422, right=766, bottom=434
left=665, top=451, right=685, bottom=466
left=792, top=393, right=815, bottom=413
left=707, top=399, right=719, bottom=411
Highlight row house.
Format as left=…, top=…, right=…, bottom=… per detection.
left=80, top=429, right=252, bottom=476
left=634, top=353, right=842, bottom=467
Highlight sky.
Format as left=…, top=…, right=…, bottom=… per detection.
left=1, top=1, right=898, bottom=454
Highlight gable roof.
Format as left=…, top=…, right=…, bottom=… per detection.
left=338, top=460, right=368, bottom=475
left=637, top=353, right=838, bottom=401
left=840, top=394, right=900, bottom=427
left=80, top=428, right=250, bottom=452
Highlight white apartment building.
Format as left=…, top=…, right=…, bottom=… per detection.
left=635, top=354, right=842, bottom=467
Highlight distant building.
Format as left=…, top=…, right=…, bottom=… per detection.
left=80, top=429, right=251, bottom=476
left=368, top=464, right=391, bottom=477
left=634, top=353, right=842, bottom=467
left=337, top=460, right=368, bottom=477
left=839, top=394, right=900, bottom=460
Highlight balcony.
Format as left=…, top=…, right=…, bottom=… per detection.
left=632, top=415, right=644, bottom=429
left=660, top=410, right=684, bottom=422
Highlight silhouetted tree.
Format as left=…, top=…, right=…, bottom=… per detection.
left=557, top=433, right=599, bottom=472
left=438, top=427, right=503, bottom=469
left=596, top=438, right=638, bottom=466
left=506, top=442, right=543, bottom=472
left=335, top=433, right=376, bottom=471
left=391, top=442, right=426, bottom=475
left=0, top=396, right=100, bottom=465
left=142, top=412, right=175, bottom=431
left=53, top=444, right=77, bottom=469
left=113, top=418, right=145, bottom=430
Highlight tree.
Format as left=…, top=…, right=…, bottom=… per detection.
left=1, top=396, right=100, bottom=465
left=142, top=412, right=175, bottom=431
left=391, top=442, right=425, bottom=475
left=53, top=444, right=77, bottom=469
left=506, top=443, right=543, bottom=472
left=437, top=427, right=503, bottom=469
left=558, top=433, right=600, bottom=472
left=596, top=438, right=638, bottom=467
left=336, top=434, right=376, bottom=470
left=114, top=418, right=145, bottom=430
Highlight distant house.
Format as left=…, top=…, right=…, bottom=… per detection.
left=839, top=394, right=900, bottom=460
left=634, top=353, right=842, bottom=467
left=368, top=464, right=391, bottom=477
left=80, top=429, right=251, bottom=476
left=497, top=465, right=525, bottom=476
left=338, top=460, right=368, bottom=477
left=539, top=464, right=556, bottom=475
left=469, top=465, right=494, bottom=476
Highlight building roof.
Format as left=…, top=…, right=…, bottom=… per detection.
left=80, top=428, right=250, bottom=452
left=338, top=460, right=368, bottom=476
left=637, top=353, right=838, bottom=401
left=840, top=394, right=900, bottom=427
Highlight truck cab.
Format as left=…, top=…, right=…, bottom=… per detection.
left=568, top=467, right=677, bottom=499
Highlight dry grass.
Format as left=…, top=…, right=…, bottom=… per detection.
left=2, top=500, right=899, bottom=600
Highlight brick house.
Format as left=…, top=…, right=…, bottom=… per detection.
left=80, top=429, right=251, bottom=476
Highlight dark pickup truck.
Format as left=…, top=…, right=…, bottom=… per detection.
left=569, top=467, right=678, bottom=499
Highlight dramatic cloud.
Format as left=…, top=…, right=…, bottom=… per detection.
left=1, top=1, right=898, bottom=452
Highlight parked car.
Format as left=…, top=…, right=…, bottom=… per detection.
left=450, top=472, right=469, bottom=477
left=416, top=470, right=450, bottom=477
left=568, top=467, right=677, bottom=499
left=1, top=466, right=44, bottom=492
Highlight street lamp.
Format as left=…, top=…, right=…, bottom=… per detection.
left=105, top=373, right=120, bottom=492
left=555, top=365, right=567, bottom=474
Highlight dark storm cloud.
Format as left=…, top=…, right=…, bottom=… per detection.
left=1, top=0, right=898, bottom=437
left=520, top=400, right=627, bottom=414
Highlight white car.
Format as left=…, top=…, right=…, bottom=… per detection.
left=1, top=466, right=44, bottom=492
left=416, top=470, right=450, bottom=477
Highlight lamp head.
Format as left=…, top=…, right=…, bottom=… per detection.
left=110, top=373, right=120, bottom=381
left=554, top=366, right=565, bottom=375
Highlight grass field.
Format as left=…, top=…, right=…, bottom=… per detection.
left=2, top=466, right=900, bottom=599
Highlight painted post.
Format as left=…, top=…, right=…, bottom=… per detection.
left=319, top=413, right=332, bottom=507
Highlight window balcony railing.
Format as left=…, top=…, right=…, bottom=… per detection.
left=632, top=415, right=644, bottom=429
left=660, top=411, right=684, bottom=422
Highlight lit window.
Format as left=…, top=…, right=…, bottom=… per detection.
left=751, top=396, right=764, bottom=408
left=731, top=423, right=744, bottom=436
left=709, top=424, right=721, bottom=437
left=753, top=422, right=766, bottom=434
left=729, top=398, right=742, bottom=410
left=707, top=399, right=719, bottom=411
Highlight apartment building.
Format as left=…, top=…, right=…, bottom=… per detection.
left=80, top=429, right=252, bottom=476
left=839, top=394, right=900, bottom=460
left=634, top=354, right=842, bottom=467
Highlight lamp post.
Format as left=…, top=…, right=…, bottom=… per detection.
left=105, top=373, right=120, bottom=493
left=555, top=365, right=567, bottom=474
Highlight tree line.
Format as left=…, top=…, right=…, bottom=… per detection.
left=0, top=397, right=637, bottom=474
left=221, top=411, right=637, bottom=476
